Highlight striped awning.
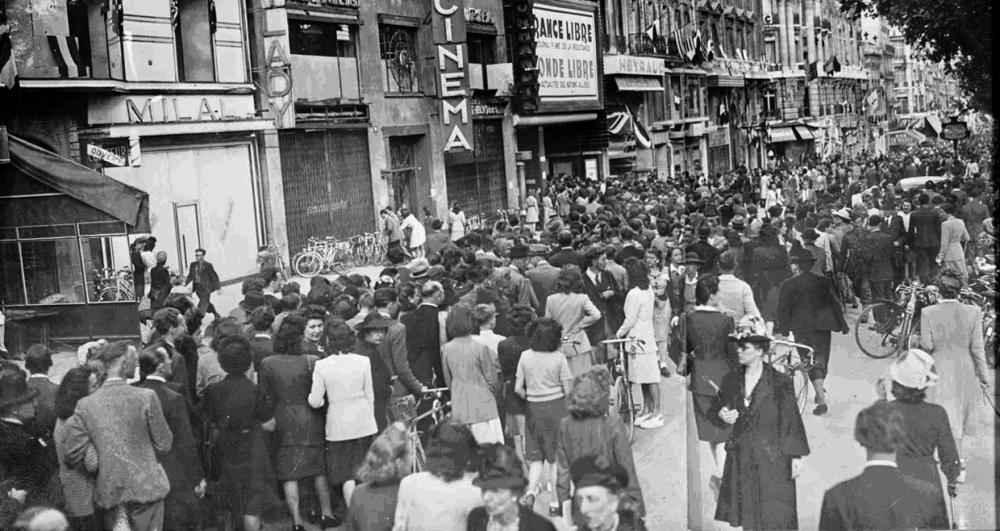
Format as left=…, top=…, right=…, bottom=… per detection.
left=706, top=74, right=745, bottom=87
left=794, top=126, right=815, bottom=140
left=767, top=127, right=797, bottom=143
left=613, top=75, right=664, bottom=92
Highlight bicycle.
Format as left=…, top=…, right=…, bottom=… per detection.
left=405, top=388, right=451, bottom=474
left=960, top=278, right=997, bottom=367
left=93, top=268, right=135, bottom=302
left=601, top=337, right=645, bottom=442
left=291, top=237, right=351, bottom=278
left=766, top=338, right=816, bottom=414
left=855, top=279, right=936, bottom=359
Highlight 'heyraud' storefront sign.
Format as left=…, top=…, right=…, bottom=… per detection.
left=432, top=0, right=474, bottom=152
left=533, top=2, right=599, bottom=103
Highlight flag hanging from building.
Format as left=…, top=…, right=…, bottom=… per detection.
left=807, top=61, right=818, bottom=81
left=645, top=20, right=660, bottom=40
left=46, top=36, right=86, bottom=78
left=691, top=29, right=705, bottom=64
left=628, top=106, right=652, bottom=148
left=608, top=111, right=630, bottom=135
left=0, top=23, right=17, bottom=89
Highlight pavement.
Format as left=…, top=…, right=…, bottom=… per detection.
left=17, top=286, right=997, bottom=530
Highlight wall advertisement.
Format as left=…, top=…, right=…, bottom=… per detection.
left=533, top=2, right=600, bottom=107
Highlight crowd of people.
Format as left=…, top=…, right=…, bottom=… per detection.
left=0, top=136, right=995, bottom=531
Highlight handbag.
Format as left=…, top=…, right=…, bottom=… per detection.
left=384, top=342, right=418, bottom=422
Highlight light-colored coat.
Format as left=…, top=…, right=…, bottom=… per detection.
left=921, top=300, right=989, bottom=439
left=442, top=336, right=500, bottom=424
left=936, top=216, right=969, bottom=262
left=308, top=353, right=377, bottom=442
left=63, top=379, right=173, bottom=509
left=544, top=292, right=601, bottom=356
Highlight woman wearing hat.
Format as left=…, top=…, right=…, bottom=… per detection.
left=568, top=455, right=646, bottom=531
left=467, top=444, right=557, bottom=531
left=309, top=317, right=380, bottom=513
left=711, top=325, right=809, bottom=531
left=919, top=269, right=990, bottom=456
left=0, top=368, right=53, bottom=507
left=202, top=336, right=280, bottom=531
left=883, top=349, right=961, bottom=529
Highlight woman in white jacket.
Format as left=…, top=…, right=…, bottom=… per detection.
left=616, top=258, right=662, bottom=429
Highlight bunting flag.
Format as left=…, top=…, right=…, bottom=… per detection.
left=807, top=61, right=818, bottom=81
left=691, top=29, right=705, bottom=64
left=0, top=23, right=16, bottom=89
left=629, top=106, right=652, bottom=148
left=608, top=111, right=630, bottom=135
left=705, top=37, right=715, bottom=62
left=645, top=19, right=660, bottom=40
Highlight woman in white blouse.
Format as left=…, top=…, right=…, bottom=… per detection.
left=616, top=258, right=662, bottom=429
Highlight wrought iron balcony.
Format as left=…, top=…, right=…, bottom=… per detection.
left=605, top=33, right=679, bottom=57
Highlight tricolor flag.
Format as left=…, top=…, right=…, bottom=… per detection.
left=629, top=106, right=652, bottom=148
left=608, top=111, right=630, bottom=135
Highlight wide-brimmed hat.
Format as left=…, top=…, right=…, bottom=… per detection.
left=832, top=208, right=852, bottom=221
left=473, top=445, right=529, bottom=491
left=408, top=258, right=430, bottom=278
left=0, top=369, right=40, bottom=412
left=889, top=349, right=938, bottom=390
left=683, top=252, right=704, bottom=266
left=729, top=315, right=772, bottom=345
left=570, top=455, right=630, bottom=492
left=355, top=312, right=393, bottom=331
left=239, top=291, right=266, bottom=312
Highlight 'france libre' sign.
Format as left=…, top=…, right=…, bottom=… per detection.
left=433, top=0, right=474, bottom=152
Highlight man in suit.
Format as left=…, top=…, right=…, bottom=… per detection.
left=688, top=225, right=721, bottom=273
left=886, top=199, right=914, bottom=283
left=935, top=202, right=970, bottom=286
left=150, top=307, right=193, bottom=401
left=64, top=341, right=173, bottom=530
left=775, top=249, right=849, bottom=416
left=547, top=230, right=585, bottom=269
left=23, top=345, right=57, bottom=443
left=374, top=288, right=426, bottom=401
left=909, top=194, right=941, bottom=283
left=525, top=257, right=561, bottom=316
left=135, top=345, right=204, bottom=530
left=185, top=248, right=220, bottom=314
left=819, top=400, right=942, bottom=530
left=400, top=281, right=445, bottom=388
left=581, top=246, right=623, bottom=364
left=859, top=215, right=896, bottom=309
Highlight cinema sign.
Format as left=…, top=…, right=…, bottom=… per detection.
left=432, top=0, right=474, bottom=152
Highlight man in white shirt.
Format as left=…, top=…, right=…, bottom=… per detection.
left=716, top=252, right=760, bottom=322
left=399, top=207, right=426, bottom=258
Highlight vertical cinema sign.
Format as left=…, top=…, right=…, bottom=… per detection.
left=433, top=0, right=474, bottom=152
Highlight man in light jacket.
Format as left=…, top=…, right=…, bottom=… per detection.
left=936, top=202, right=970, bottom=286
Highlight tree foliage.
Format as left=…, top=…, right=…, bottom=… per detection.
left=840, top=0, right=993, bottom=114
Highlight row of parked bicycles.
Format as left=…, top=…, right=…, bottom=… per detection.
left=291, top=233, right=387, bottom=278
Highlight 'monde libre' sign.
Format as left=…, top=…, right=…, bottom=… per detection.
left=533, top=3, right=599, bottom=104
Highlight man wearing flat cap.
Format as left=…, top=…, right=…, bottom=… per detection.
left=775, top=248, right=848, bottom=416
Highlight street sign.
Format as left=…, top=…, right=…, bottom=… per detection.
left=87, top=143, right=126, bottom=166
left=940, top=120, right=970, bottom=140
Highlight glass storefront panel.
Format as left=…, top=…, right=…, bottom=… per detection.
left=21, top=239, right=85, bottom=304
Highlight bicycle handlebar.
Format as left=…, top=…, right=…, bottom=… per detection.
left=770, top=339, right=815, bottom=356
left=600, top=338, right=646, bottom=346
left=422, top=387, right=449, bottom=395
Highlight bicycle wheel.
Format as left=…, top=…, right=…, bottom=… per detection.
left=794, top=370, right=811, bottom=414
left=97, top=286, right=119, bottom=302
left=410, top=434, right=426, bottom=473
left=854, top=303, right=906, bottom=359
left=292, top=251, right=323, bottom=278
left=984, top=308, right=997, bottom=368
left=613, top=375, right=635, bottom=442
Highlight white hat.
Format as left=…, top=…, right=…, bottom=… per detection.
left=833, top=208, right=852, bottom=221
left=889, top=349, right=939, bottom=390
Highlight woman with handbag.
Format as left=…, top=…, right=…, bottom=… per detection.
left=258, top=312, right=339, bottom=531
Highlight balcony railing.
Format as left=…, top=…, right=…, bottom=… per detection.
left=605, top=33, right=678, bottom=57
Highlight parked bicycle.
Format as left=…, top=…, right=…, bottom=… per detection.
left=854, top=279, right=935, bottom=359
left=93, top=268, right=135, bottom=302
left=767, top=338, right=816, bottom=414
left=291, top=236, right=351, bottom=278
left=405, top=388, right=451, bottom=474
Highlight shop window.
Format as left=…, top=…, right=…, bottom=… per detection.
left=685, top=78, right=702, bottom=118
left=174, top=0, right=217, bottom=82
left=80, top=236, right=133, bottom=303
left=21, top=239, right=85, bottom=305
left=380, top=24, right=420, bottom=93
left=289, top=19, right=361, bottom=101
left=669, top=75, right=682, bottom=120
left=467, top=33, right=496, bottom=90
left=0, top=241, right=25, bottom=306
left=644, top=89, right=666, bottom=123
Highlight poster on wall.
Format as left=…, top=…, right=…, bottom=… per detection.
left=533, top=1, right=602, bottom=112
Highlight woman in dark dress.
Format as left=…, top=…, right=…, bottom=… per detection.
left=887, top=349, right=961, bottom=529
left=202, top=335, right=280, bottom=531
left=496, top=305, right=536, bottom=467
left=258, top=312, right=339, bottom=530
left=148, top=251, right=171, bottom=311
left=711, top=329, right=810, bottom=530
left=746, top=224, right=791, bottom=327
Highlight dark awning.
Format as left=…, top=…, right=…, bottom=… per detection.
left=8, top=135, right=149, bottom=231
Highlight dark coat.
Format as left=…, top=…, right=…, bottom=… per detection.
left=774, top=271, right=848, bottom=337
left=688, top=239, right=721, bottom=273
left=26, top=376, right=58, bottom=442
left=886, top=213, right=912, bottom=248
left=547, top=247, right=585, bottom=269
left=466, top=505, right=557, bottom=531
left=186, top=260, right=220, bottom=291
left=134, top=378, right=203, bottom=529
left=581, top=269, right=622, bottom=345
left=257, top=354, right=326, bottom=449
left=892, top=399, right=961, bottom=529
left=909, top=207, right=941, bottom=249
left=378, top=317, right=424, bottom=397
left=747, top=244, right=791, bottom=321
left=859, top=230, right=895, bottom=282
left=400, top=304, right=443, bottom=387
left=525, top=262, right=561, bottom=316
left=711, top=365, right=810, bottom=530
left=819, top=465, right=943, bottom=531
left=149, top=264, right=172, bottom=310
left=0, top=418, right=55, bottom=504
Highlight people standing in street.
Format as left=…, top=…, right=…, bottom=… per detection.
left=400, top=207, right=427, bottom=259
left=524, top=191, right=540, bottom=233
left=448, top=204, right=468, bottom=243
left=935, top=203, right=970, bottom=286
left=616, top=258, right=661, bottom=429
left=52, top=367, right=101, bottom=530
left=545, top=265, right=602, bottom=377
left=441, top=303, right=503, bottom=445
left=468, top=443, right=557, bottom=531
left=346, top=422, right=411, bottom=531
left=716, top=251, right=760, bottom=323
left=712, top=328, right=810, bottom=531
left=185, top=248, right=221, bottom=314
left=148, top=251, right=172, bottom=311
left=746, top=225, right=791, bottom=331
left=858, top=215, right=895, bottom=307
left=909, top=194, right=942, bottom=283
left=775, top=248, right=849, bottom=415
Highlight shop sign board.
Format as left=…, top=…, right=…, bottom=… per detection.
left=87, top=144, right=127, bottom=167
left=432, top=0, right=474, bottom=152
left=87, top=94, right=258, bottom=125
left=464, top=6, right=496, bottom=27
left=940, top=120, right=970, bottom=141
left=534, top=1, right=601, bottom=109
left=470, top=96, right=507, bottom=117
left=603, top=55, right=665, bottom=76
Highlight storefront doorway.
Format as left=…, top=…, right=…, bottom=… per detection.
left=444, top=121, right=508, bottom=217
left=388, top=136, right=421, bottom=212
